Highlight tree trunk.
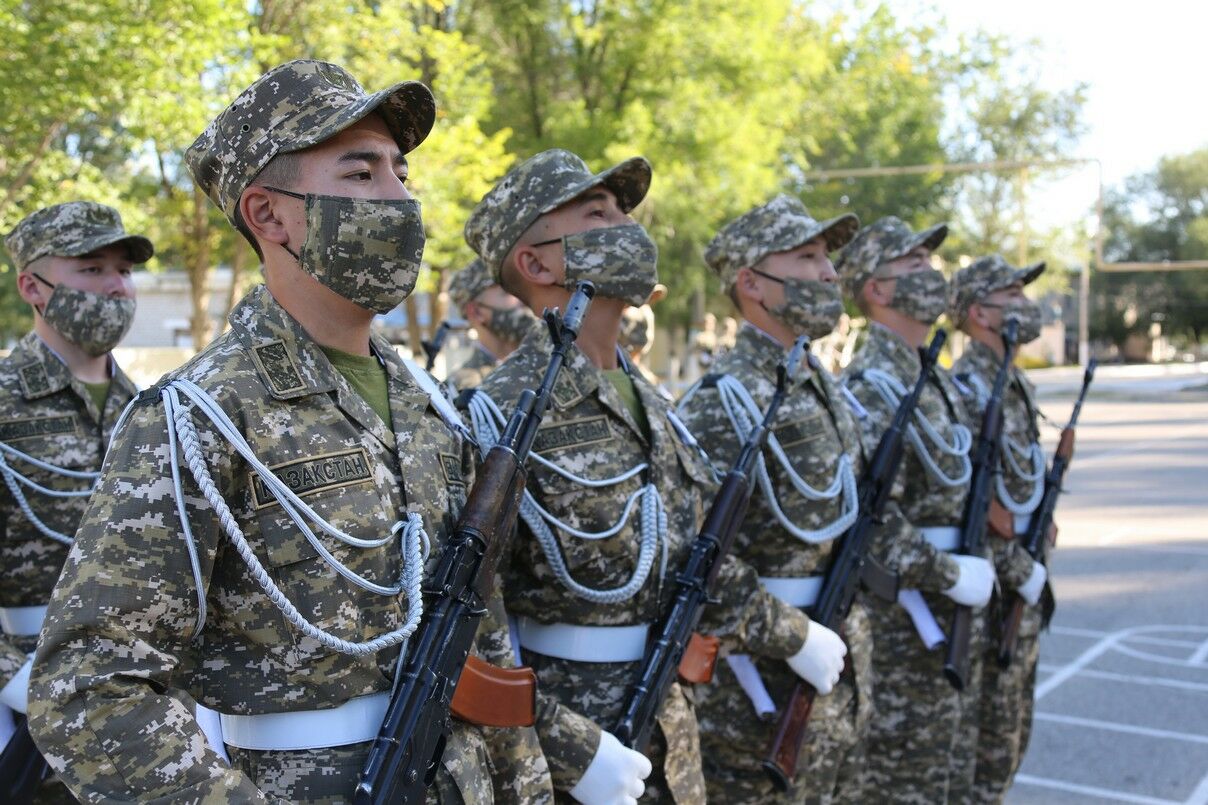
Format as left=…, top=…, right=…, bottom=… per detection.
left=187, top=186, right=214, bottom=351
left=0, top=120, right=65, bottom=220
left=404, top=295, right=424, bottom=360
left=217, top=241, right=251, bottom=333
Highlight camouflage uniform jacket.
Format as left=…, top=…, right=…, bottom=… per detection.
left=677, top=324, right=874, bottom=774
left=841, top=323, right=968, bottom=592
left=0, top=332, right=136, bottom=676
left=467, top=324, right=811, bottom=801
left=28, top=285, right=544, bottom=804
left=953, top=340, right=1043, bottom=591
left=448, top=345, right=498, bottom=392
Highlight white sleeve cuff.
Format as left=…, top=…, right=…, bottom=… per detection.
left=0, top=656, right=33, bottom=714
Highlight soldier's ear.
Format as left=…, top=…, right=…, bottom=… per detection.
left=240, top=186, right=291, bottom=249
left=16, top=263, right=50, bottom=308
left=512, top=244, right=559, bottom=288
left=863, top=276, right=893, bottom=308
left=734, top=267, right=762, bottom=306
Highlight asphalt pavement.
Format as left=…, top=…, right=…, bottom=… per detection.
left=1005, top=363, right=1208, bottom=804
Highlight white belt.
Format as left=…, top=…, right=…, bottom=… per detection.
left=921, top=526, right=961, bottom=552
left=759, top=576, right=824, bottom=609
left=514, top=616, right=648, bottom=663
left=1015, top=514, right=1032, bottom=536
left=0, top=605, right=47, bottom=637
left=218, top=692, right=389, bottom=751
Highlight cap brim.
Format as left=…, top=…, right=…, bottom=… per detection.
left=539, top=156, right=653, bottom=216
left=816, top=213, right=861, bottom=251
left=1014, top=261, right=1045, bottom=286
left=64, top=233, right=154, bottom=265
left=281, top=80, right=437, bottom=158
left=910, top=223, right=948, bottom=255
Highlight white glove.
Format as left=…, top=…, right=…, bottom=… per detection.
left=786, top=622, right=847, bottom=695
left=943, top=555, right=995, bottom=607
left=569, top=730, right=652, bottom=805
left=0, top=656, right=33, bottom=714
left=1017, top=561, right=1048, bottom=606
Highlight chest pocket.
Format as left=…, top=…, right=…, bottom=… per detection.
left=248, top=448, right=399, bottom=655
left=0, top=414, right=94, bottom=472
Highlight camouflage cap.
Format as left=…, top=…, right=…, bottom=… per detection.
left=836, top=216, right=948, bottom=299
left=4, top=202, right=153, bottom=270
left=704, top=194, right=859, bottom=291
left=464, top=148, right=652, bottom=278
left=949, top=253, right=1045, bottom=323
left=186, top=59, right=436, bottom=221
left=447, top=258, right=497, bottom=310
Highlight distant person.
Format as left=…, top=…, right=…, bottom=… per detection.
left=446, top=257, right=535, bottom=390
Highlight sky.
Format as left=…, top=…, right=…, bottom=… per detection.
left=924, top=0, right=1208, bottom=230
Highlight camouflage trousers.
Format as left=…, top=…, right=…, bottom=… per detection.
left=947, top=617, right=986, bottom=805
left=226, top=723, right=486, bottom=804
left=857, top=593, right=984, bottom=804
left=973, top=603, right=1043, bottom=804
left=702, top=673, right=866, bottom=805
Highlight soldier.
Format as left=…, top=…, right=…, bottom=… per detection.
left=618, top=299, right=665, bottom=395
left=446, top=257, right=535, bottom=390
left=676, top=195, right=871, bottom=804
left=461, top=150, right=843, bottom=804
left=0, top=201, right=146, bottom=800
left=28, top=60, right=550, bottom=803
left=836, top=217, right=995, bottom=803
left=950, top=255, right=1052, bottom=803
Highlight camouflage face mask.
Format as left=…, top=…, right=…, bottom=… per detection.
left=482, top=303, right=537, bottom=345
left=753, top=270, right=843, bottom=338
left=32, top=274, right=135, bottom=356
left=882, top=268, right=948, bottom=325
left=536, top=223, right=658, bottom=306
left=267, top=187, right=425, bottom=314
left=1004, top=298, right=1043, bottom=344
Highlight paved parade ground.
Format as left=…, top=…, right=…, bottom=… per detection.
left=1006, top=363, right=1208, bottom=804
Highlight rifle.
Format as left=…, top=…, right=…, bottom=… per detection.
left=942, top=319, right=1019, bottom=691
left=762, top=330, right=946, bottom=791
left=355, top=282, right=595, bottom=804
left=0, top=717, right=50, bottom=804
left=612, top=335, right=811, bottom=753
left=997, top=358, right=1096, bottom=667
left=421, top=319, right=465, bottom=372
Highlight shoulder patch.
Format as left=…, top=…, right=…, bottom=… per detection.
left=249, top=447, right=373, bottom=509
left=18, top=363, right=51, bottom=398
left=0, top=413, right=78, bottom=442
left=533, top=415, right=612, bottom=454
left=552, top=372, right=584, bottom=410
left=251, top=341, right=305, bottom=396
left=438, top=452, right=466, bottom=487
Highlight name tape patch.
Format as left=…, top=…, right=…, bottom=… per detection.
left=773, top=415, right=827, bottom=450
left=250, top=448, right=373, bottom=509
left=0, top=414, right=77, bottom=443
left=533, top=415, right=612, bottom=454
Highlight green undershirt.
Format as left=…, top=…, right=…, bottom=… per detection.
left=320, top=345, right=392, bottom=428
left=602, top=367, right=650, bottom=442
left=82, top=380, right=110, bottom=414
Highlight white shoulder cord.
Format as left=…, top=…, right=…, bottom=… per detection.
left=860, top=368, right=972, bottom=487
left=965, top=373, right=1045, bottom=515
left=0, top=440, right=100, bottom=546
left=466, top=390, right=668, bottom=605
left=160, top=379, right=425, bottom=656
left=708, top=375, right=858, bottom=544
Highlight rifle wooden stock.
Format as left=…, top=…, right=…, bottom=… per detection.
left=449, top=655, right=536, bottom=727
left=762, top=331, right=946, bottom=789
left=762, top=682, right=816, bottom=792
left=677, top=633, right=720, bottom=685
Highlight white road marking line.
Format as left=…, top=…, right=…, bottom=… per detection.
left=1113, top=642, right=1208, bottom=669
left=1036, top=664, right=1208, bottom=694
left=1033, top=712, right=1208, bottom=745
left=1185, top=769, right=1208, bottom=805
left=1190, top=637, right=1208, bottom=666
left=1098, top=524, right=1136, bottom=546
left=1037, top=631, right=1124, bottom=700
left=1120, top=545, right=1208, bottom=557
left=1051, top=625, right=1207, bottom=649
left=1013, top=774, right=1178, bottom=804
